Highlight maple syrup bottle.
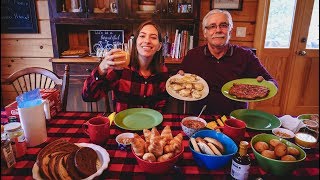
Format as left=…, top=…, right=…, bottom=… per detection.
left=230, top=141, right=251, bottom=180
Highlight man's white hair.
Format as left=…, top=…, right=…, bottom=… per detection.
left=202, top=9, right=234, bottom=31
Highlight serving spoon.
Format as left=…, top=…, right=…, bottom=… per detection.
left=197, top=105, right=207, bottom=119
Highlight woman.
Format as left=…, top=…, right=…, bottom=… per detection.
left=82, top=20, right=169, bottom=112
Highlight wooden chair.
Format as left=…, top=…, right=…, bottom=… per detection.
left=82, top=89, right=114, bottom=113
left=4, top=65, right=70, bottom=111
left=86, top=91, right=114, bottom=113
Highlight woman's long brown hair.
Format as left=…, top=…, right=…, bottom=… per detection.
left=130, top=20, right=164, bottom=74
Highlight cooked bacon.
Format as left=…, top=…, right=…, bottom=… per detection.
left=229, top=83, right=270, bottom=100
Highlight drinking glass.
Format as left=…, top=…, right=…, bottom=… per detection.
left=113, top=43, right=130, bottom=68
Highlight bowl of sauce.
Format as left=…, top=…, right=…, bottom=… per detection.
left=181, top=116, right=207, bottom=137
left=302, top=119, right=319, bottom=131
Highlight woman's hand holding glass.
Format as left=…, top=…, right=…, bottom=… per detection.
left=98, top=48, right=128, bottom=75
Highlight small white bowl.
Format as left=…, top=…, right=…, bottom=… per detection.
left=116, top=133, right=134, bottom=151
left=181, top=116, right=207, bottom=137
left=272, top=128, right=295, bottom=139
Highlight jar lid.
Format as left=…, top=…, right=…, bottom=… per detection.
left=4, top=122, right=21, bottom=132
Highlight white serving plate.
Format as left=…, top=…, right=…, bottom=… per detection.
left=32, top=143, right=110, bottom=180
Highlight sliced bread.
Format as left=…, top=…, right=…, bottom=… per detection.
left=74, top=147, right=98, bottom=178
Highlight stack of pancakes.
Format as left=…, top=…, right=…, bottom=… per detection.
left=36, top=139, right=98, bottom=179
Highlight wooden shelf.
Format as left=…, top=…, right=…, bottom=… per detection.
left=50, top=57, right=100, bottom=63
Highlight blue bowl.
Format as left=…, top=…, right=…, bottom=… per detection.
left=189, top=130, right=238, bottom=170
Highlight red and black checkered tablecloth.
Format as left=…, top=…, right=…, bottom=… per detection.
left=1, top=111, right=319, bottom=180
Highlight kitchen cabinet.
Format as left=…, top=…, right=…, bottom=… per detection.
left=48, top=0, right=200, bottom=112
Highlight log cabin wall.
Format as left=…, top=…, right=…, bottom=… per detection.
left=199, top=0, right=257, bottom=47
left=1, top=0, right=53, bottom=107
left=1, top=0, right=258, bottom=108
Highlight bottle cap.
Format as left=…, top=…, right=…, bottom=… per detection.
left=240, top=141, right=249, bottom=147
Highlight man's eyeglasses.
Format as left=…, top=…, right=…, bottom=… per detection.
left=205, top=23, right=230, bottom=31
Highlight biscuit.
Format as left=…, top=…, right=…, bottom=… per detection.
left=179, top=89, right=191, bottom=97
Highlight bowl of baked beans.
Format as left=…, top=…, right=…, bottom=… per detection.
left=272, top=127, right=295, bottom=139
left=181, top=116, right=207, bottom=137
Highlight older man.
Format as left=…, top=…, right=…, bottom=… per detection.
left=180, top=9, right=278, bottom=115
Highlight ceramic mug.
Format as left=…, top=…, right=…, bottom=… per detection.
left=218, top=119, right=246, bottom=142
left=82, top=116, right=110, bottom=144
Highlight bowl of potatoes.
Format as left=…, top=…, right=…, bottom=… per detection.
left=250, top=133, right=306, bottom=176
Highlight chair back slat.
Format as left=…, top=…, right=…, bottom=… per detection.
left=28, top=74, right=32, bottom=91
left=4, top=66, right=70, bottom=112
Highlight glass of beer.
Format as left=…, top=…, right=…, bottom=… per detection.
left=114, top=43, right=130, bottom=68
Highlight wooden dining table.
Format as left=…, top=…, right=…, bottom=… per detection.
left=1, top=111, right=319, bottom=180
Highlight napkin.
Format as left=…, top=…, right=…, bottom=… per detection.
left=279, top=115, right=306, bottom=133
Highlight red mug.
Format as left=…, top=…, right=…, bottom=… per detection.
left=82, top=116, right=110, bottom=145
left=218, top=119, right=246, bottom=142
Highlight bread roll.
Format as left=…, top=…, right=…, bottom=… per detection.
left=190, top=138, right=200, bottom=153
left=207, top=143, right=222, bottom=155
left=197, top=142, right=215, bottom=155
left=203, top=137, right=224, bottom=153
left=142, top=153, right=156, bottom=162
left=157, top=153, right=174, bottom=162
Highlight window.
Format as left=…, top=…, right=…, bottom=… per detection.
left=264, top=0, right=296, bottom=48
left=306, top=0, right=319, bottom=49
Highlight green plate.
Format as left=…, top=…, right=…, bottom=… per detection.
left=114, top=108, right=163, bottom=130
left=221, top=78, right=278, bottom=102
left=230, top=109, right=281, bottom=131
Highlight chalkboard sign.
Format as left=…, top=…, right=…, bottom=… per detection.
left=88, top=30, right=125, bottom=56
left=1, top=0, right=38, bottom=33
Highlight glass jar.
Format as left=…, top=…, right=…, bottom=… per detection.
left=4, top=122, right=27, bottom=158
left=1, top=125, right=16, bottom=174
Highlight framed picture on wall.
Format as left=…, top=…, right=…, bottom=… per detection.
left=210, top=0, right=243, bottom=10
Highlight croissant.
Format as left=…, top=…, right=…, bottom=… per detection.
left=148, top=136, right=164, bottom=157
left=163, top=142, right=179, bottom=154
left=131, top=133, right=145, bottom=157
left=170, top=133, right=183, bottom=145
left=157, top=153, right=174, bottom=162
left=142, top=153, right=156, bottom=162
left=150, top=127, right=160, bottom=140
left=144, top=141, right=150, bottom=153
left=143, top=129, right=151, bottom=143
left=160, top=125, right=173, bottom=143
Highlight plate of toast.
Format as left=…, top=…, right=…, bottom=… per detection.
left=33, top=139, right=110, bottom=180
left=166, top=73, right=209, bottom=101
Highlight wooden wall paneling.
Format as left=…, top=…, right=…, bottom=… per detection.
left=37, top=0, right=50, bottom=20
left=1, top=39, right=53, bottom=57
left=2, top=91, right=19, bottom=107
left=1, top=58, right=52, bottom=78
left=231, top=22, right=255, bottom=42
left=230, top=0, right=258, bottom=22
left=198, top=0, right=257, bottom=47
left=248, top=54, right=288, bottom=115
